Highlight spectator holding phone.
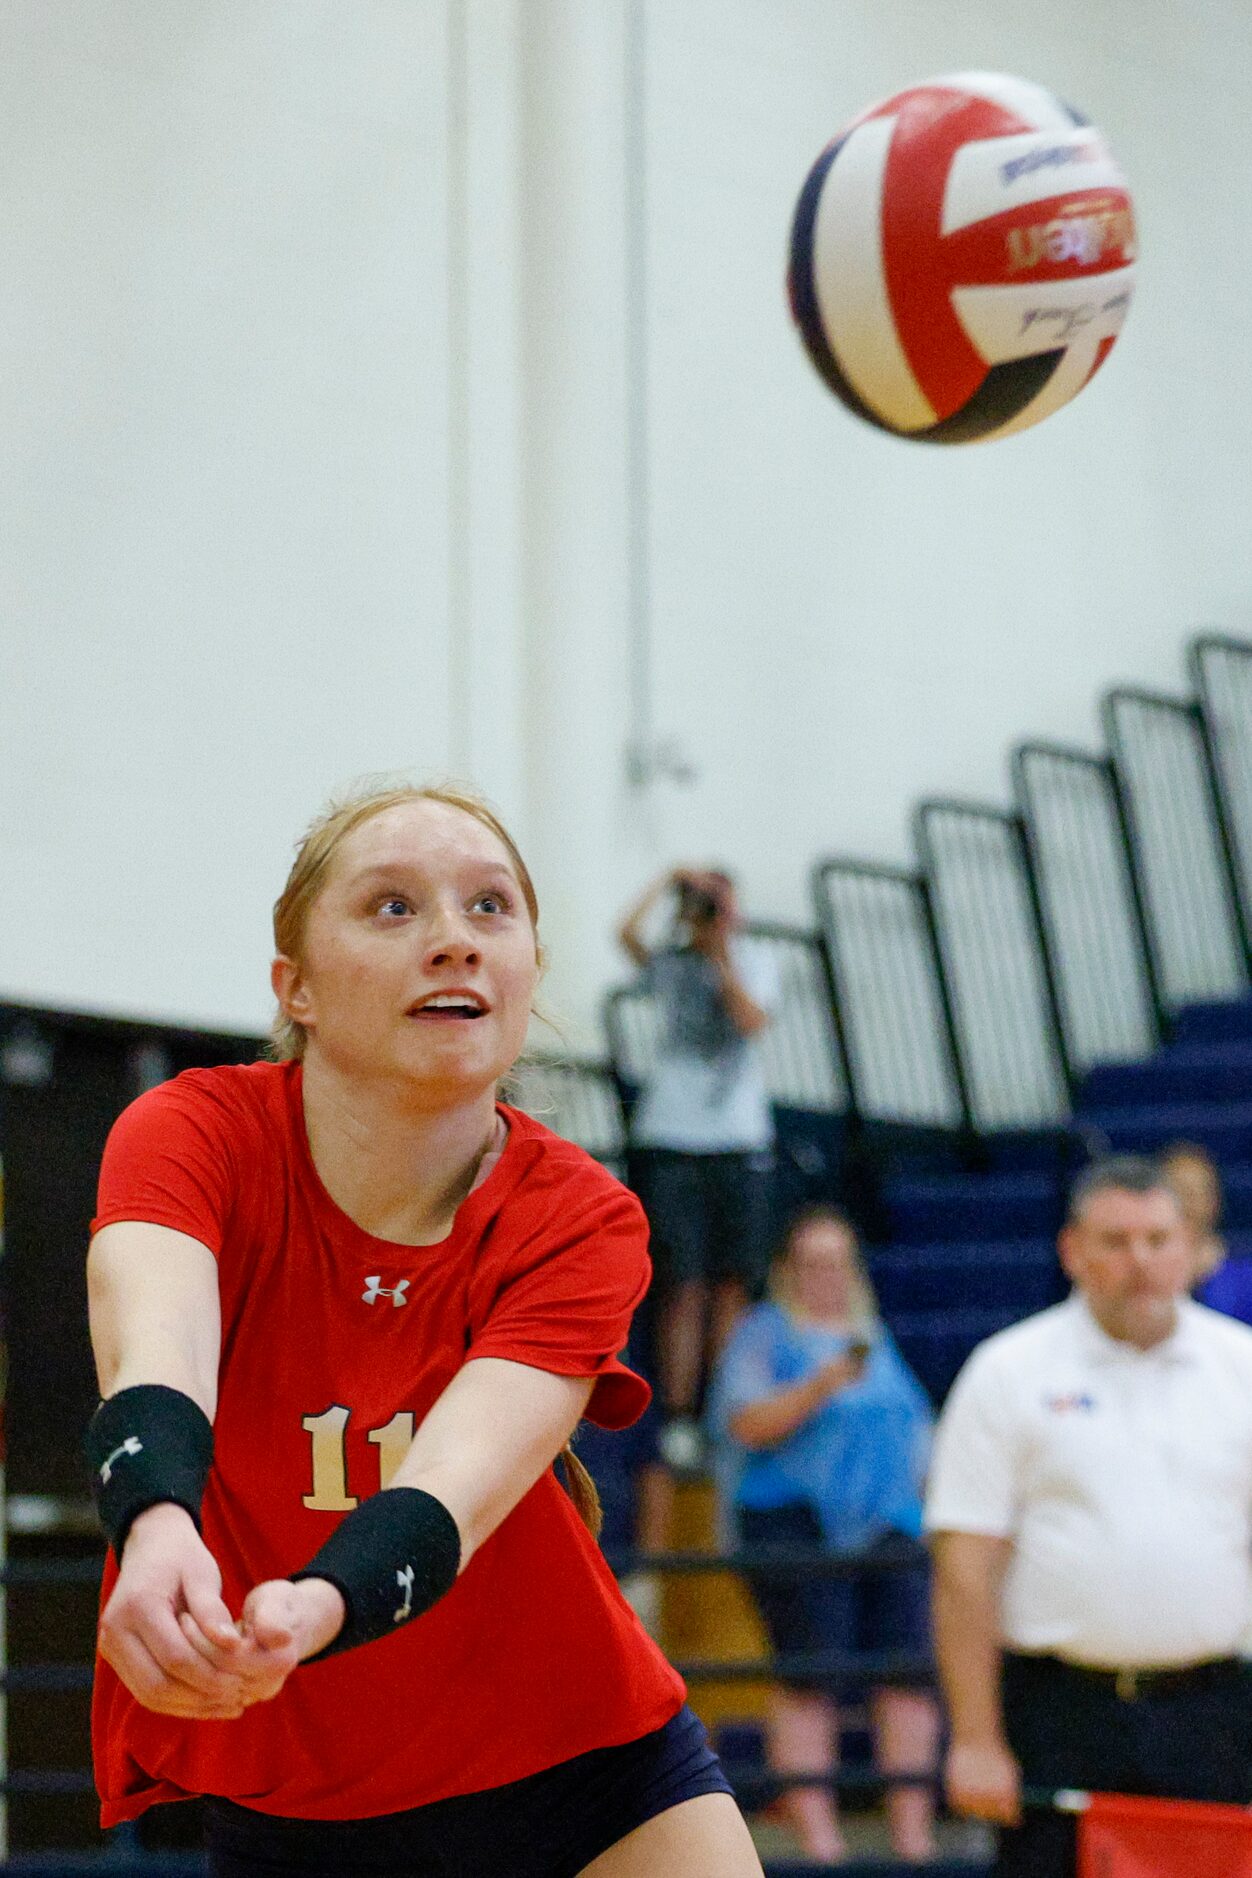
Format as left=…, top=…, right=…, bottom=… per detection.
left=708, top=1206, right=938, bottom=1864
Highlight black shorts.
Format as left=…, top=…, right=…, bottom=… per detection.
left=739, top=1502, right=932, bottom=1695
left=631, top=1148, right=775, bottom=1291
left=203, top=1703, right=733, bottom=1878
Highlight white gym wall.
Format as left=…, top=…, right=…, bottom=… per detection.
left=4, top=0, right=1251, bottom=1044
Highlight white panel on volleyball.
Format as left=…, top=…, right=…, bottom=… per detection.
left=952, top=266, right=1134, bottom=435
left=952, top=269, right=1134, bottom=364
left=936, top=71, right=1078, bottom=133
left=941, top=130, right=1129, bottom=237
left=813, top=115, right=935, bottom=432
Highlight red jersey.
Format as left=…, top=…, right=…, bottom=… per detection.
left=90, top=1062, right=684, bottom=1824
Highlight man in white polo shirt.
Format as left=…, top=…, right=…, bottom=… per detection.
left=926, top=1156, right=1252, bottom=1877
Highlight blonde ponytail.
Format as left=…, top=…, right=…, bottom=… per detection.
left=560, top=1442, right=603, bottom=1538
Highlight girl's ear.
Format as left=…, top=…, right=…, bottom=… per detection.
left=272, top=955, right=314, bottom=1027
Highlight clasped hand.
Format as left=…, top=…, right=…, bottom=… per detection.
left=97, top=1504, right=346, bottom=1720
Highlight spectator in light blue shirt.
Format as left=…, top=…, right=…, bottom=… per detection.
left=708, top=1205, right=939, bottom=1866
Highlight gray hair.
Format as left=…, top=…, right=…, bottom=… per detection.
left=1066, top=1154, right=1180, bottom=1225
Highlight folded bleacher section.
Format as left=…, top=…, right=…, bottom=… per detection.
left=535, top=632, right=1252, bottom=1404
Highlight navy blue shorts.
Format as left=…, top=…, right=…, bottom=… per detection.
left=631, top=1148, right=775, bottom=1291
left=203, top=1703, right=733, bottom=1878
left=739, top=1502, right=932, bottom=1694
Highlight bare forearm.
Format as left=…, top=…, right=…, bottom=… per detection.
left=932, top=1539, right=1009, bottom=1743
left=710, top=955, right=769, bottom=1036
left=87, top=1224, right=222, bottom=1420
left=729, top=1369, right=840, bottom=1448
left=932, top=1531, right=1021, bottom=1824
left=389, top=1358, right=593, bottom=1567
left=618, top=873, right=672, bottom=964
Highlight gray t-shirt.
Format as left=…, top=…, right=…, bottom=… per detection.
left=629, top=937, right=780, bottom=1152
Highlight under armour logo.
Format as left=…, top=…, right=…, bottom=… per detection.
left=363, top=1276, right=410, bottom=1307
left=394, top=1564, right=415, bottom=1623
left=100, top=1436, right=143, bottom=1485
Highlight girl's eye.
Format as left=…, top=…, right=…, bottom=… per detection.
left=475, top=892, right=512, bottom=916
left=376, top=897, right=411, bottom=918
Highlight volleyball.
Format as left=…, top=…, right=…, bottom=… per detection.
left=788, top=72, right=1136, bottom=444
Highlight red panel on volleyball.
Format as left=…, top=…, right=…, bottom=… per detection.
left=874, top=89, right=1029, bottom=419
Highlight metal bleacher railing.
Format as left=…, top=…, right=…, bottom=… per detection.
left=1192, top=633, right=1252, bottom=943
left=506, top=1052, right=628, bottom=1176
left=611, top=1535, right=931, bottom=1689
left=1012, top=742, right=1163, bottom=1077
left=607, top=646, right=1252, bottom=1157
left=803, top=640, right=1252, bottom=1148
left=914, top=801, right=1069, bottom=1131
left=1104, top=684, right=1252, bottom=1012
left=810, top=861, right=966, bottom=1133
left=604, top=1537, right=942, bottom=1813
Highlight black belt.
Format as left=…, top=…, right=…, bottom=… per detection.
left=1013, top=1652, right=1242, bottom=1703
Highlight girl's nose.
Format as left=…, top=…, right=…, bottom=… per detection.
left=422, top=905, right=481, bottom=972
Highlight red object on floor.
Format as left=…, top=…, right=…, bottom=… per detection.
left=1078, top=1792, right=1252, bottom=1877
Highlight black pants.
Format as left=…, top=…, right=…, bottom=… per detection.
left=630, top=1148, right=775, bottom=1293
left=997, top=1653, right=1252, bottom=1878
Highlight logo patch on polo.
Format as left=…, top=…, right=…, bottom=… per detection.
left=1045, top=1392, right=1097, bottom=1414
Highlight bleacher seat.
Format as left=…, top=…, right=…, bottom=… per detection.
left=1081, top=1040, right=1252, bottom=1109
left=868, top=1239, right=1058, bottom=1315
left=882, top=1170, right=1059, bottom=1245
left=1079, top=1099, right=1252, bottom=1161
left=1217, top=1165, right=1252, bottom=1229
left=1169, top=995, right=1252, bottom=1047
left=891, top=1305, right=1026, bottom=1402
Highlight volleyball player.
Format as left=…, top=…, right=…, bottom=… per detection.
left=86, top=784, right=764, bottom=1877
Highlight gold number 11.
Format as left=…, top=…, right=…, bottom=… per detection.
left=300, top=1404, right=416, bottom=1511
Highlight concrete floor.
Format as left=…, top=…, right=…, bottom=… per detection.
left=750, top=1808, right=995, bottom=1868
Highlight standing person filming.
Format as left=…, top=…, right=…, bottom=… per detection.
left=709, top=1207, right=938, bottom=1865
left=85, top=785, right=765, bottom=1878
left=926, top=1156, right=1252, bottom=1878
left=617, top=867, right=779, bottom=1470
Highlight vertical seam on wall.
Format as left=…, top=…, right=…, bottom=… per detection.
left=624, top=0, right=651, bottom=790
left=445, top=0, right=471, bottom=779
